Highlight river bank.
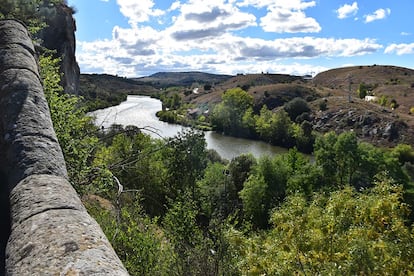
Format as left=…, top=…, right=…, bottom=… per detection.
left=90, top=95, right=288, bottom=160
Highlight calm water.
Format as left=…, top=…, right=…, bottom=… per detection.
left=90, top=95, right=287, bottom=160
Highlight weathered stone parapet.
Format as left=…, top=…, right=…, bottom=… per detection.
left=0, top=20, right=129, bottom=275
left=7, top=175, right=128, bottom=275
left=0, top=19, right=67, bottom=186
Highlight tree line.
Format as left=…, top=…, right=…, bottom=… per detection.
left=40, top=51, right=414, bottom=273
left=11, top=2, right=414, bottom=272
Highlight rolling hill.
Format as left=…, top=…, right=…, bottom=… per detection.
left=79, top=65, right=414, bottom=147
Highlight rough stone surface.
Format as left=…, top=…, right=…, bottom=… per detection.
left=9, top=175, right=85, bottom=226
left=0, top=20, right=129, bottom=275
left=37, top=3, right=80, bottom=94
left=7, top=208, right=128, bottom=276
left=0, top=23, right=67, bottom=187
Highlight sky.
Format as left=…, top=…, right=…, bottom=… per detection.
left=67, top=0, right=414, bottom=78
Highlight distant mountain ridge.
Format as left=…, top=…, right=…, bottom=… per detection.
left=134, top=71, right=233, bottom=88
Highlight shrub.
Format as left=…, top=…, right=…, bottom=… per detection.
left=284, top=97, right=310, bottom=121
left=319, top=99, right=327, bottom=111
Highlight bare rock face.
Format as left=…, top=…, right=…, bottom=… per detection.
left=0, top=19, right=129, bottom=275
left=37, top=2, right=80, bottom=95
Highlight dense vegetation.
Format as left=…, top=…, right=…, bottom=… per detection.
left=40, top=52, right=414, bottom=274
left=157, top=88, right=315, bottom=152
left=7, top=3, right=414, bottom=274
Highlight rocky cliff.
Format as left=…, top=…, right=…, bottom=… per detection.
left=0, top=19, right=128, bottom=275
left=37, top=2, right=80, bottom=95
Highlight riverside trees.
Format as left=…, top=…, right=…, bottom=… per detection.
left=40, top=53, right=414, bottom=274
left=21, top=2, right=414, bottom=274
left=211, top=88, right=314, bottom=152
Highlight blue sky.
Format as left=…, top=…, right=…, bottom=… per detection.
left=67, top=0, right=414, bottom=77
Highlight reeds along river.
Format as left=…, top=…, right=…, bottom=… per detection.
left=90, top=95, right=288, bottom=160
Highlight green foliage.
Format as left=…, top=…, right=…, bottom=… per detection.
left=357, top=83, right=372, bottom=99
left=87, top=198, right=177, bottom=275
left=239, top=154, right=292, bottom=228
left=239, top=174, right=268, bottom=228
left=163, top=129, right=207, bottom=199
left=315, top=132, right=359, bottom=187
left=40, top=53, right=99, bottom=190
left=228, top=154, right=256, bottom=193
left=391, top=144, right=414, bottom=164
left=255, top=106, right=294, bottom=147
left=156, top=110, right=178, bottom=123
left=197, top=162, right=229, bottom=219
left=319, top=99, right=328, bottom=111
left=314, top=131, right=409, bottom=190
left=292, top=120, right=315, bottom=153
left=283, top=97, right=310, bottom=121
left=93, top=129, right=167, bottom=216
left=378, top=95, right=388, bottom=106
left=161, top=93, right=182, bottom=109
left=229, top=177, right=414, bottom=275
left=163, top=194, right=218, bottom=275
left=0, top=0, right=63, bottom=34
left=211, top=88, right=253, bottom=136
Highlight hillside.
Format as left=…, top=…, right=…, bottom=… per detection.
left=79, top=74, right=159, bottom=110
left=80, top=65, right=414, bottom=147
left=134, top=71, right=233, bottom=88
left=311, top=65, right=414, bottom=146
left=313, top=65, right=414, bottom=114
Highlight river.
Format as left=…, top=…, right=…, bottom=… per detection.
left=90, top=95, right=288, bottom=160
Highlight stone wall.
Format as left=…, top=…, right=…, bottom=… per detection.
left=0, top=19, right=128, bottom=275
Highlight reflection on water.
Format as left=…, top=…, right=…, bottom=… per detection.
left=204, top=131, right=287, bottom=160
left=90, top=95, right=287, bottom=160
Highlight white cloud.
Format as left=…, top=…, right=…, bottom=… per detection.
left=116, top=0, right=164, bottom=25
left=167, top=1, right=256, bottom=40
left=364, top=8, right=391, bottom=23
left=401, top=32, right=411, bottom=36
left=237, top=0, right=316, bottom=10
left=76, top=23, right=382, bottom=77
left=336, top=2, right=358, bottom=19
left=240, top=0, right=321, bottom=33
left=260, top=6, right=321, bottom=33
left=385, top=43, right=414, bottom=55
left=169, top=1, right=181, bottom=11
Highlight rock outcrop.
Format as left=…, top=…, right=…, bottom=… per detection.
left=37, top=2, right=80, bottom=95
left=0, top=19, right=128, bottom=275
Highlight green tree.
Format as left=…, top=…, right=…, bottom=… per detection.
left=256, top=107, right=294, bottom=147
left=314, top=132, right=359, bottom=187
left=228, top=154, right=256, bottom=193
left=357, top=83, right=368, bottom=99
left=228, top=177, right=414, bottom=275
left=211, top=88, right=253, bottom=136
left=93, top=129, right=167, bottom=216
left=163, top=193, right=217, bottom=275
left=284, top=97, right=310, bottom=122
left=239, top=174, right=268, bottom=228
left=197, top=162, right=229, bottom=219
left=239, top=154, right=290, bottom=228
left=87, top=198, right=177, bottom=275
left=163, top=129, right=207, bottom=199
